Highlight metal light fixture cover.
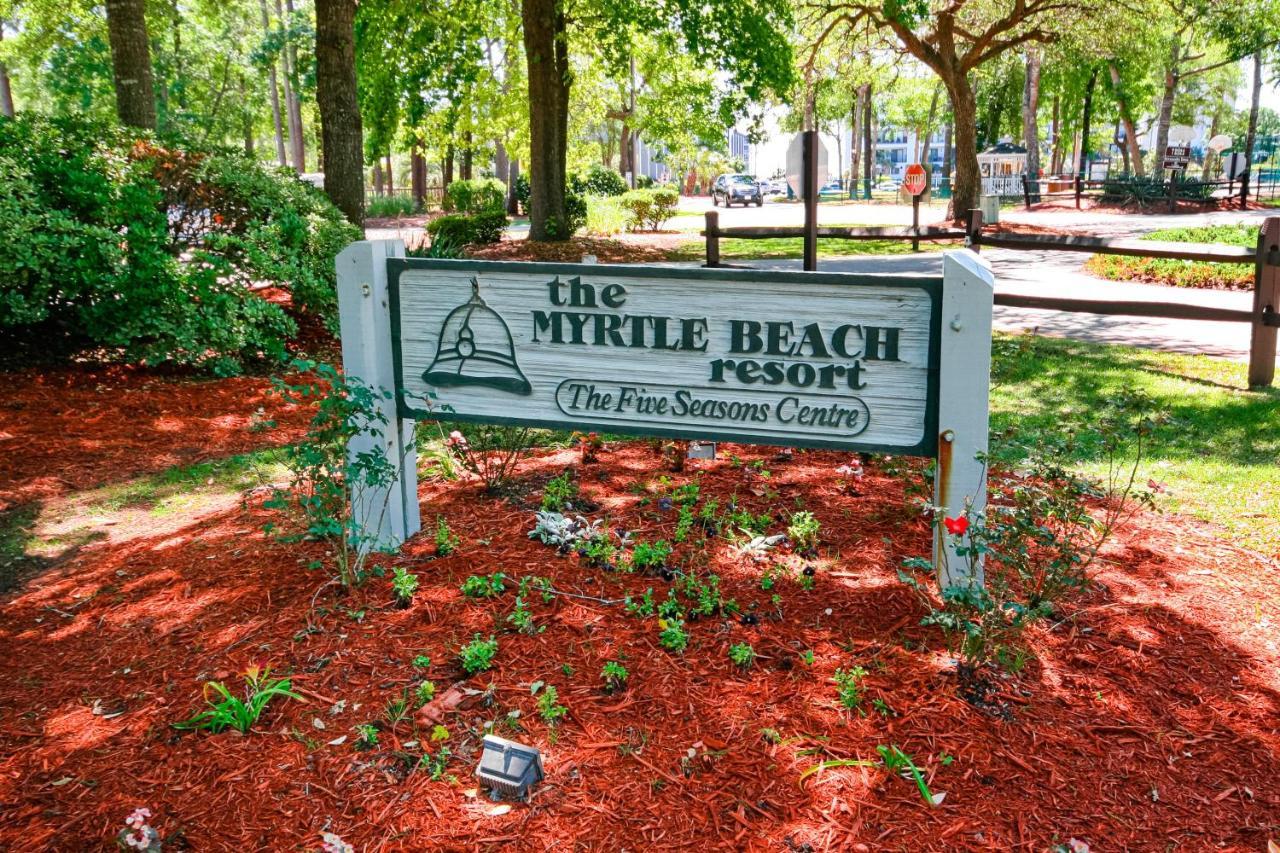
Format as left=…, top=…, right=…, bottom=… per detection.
left=475, top=734, right=544, bottom=801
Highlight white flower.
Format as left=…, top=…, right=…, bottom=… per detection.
left=125, top=808, right=151, bottom=830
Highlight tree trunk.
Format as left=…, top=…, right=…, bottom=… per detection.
left=619, top=122, right=632, bottom=176
left=508, top=159, right=521, bottom=215
left=942, top=122, right=953, bottom=190
left=1022, top=49, right=1041, bottom=200
left=523, top=0, right=570, bottom=240
left=412, top=147, right=426, bottom=208
left=278, top=0, right=305, bottom=172
left=1153, top=40, right=1180, bottom=178
left=385, top=152, right=393, bottom=194
left=1115, top=120, right=1130, bottom=174
left=942, top=72, right=980, bottom=218
left=0, top=25, right=14, bottom=118
left=373, top=160, right=384, bottom=195
left=1078, top=68, right=1097, bottom=178
left=256, top=0, right=287, bottom=166
left=314, top=0, right=364, bottom=223
left=1108, top=63, right=1144, bottom=177
left=1241, top=50, right=1262, bottom=206
left=850, top=87, right=862, bottom=198
left=105, top=0, right=156, bottom=129
left=1050, top=94, right=1063, bottom=173
left=444, top=145, right=454, bottom=186
left=920, top=85, right=940, bottom=170
left=862, top=83, right=873, bottom=199
left=494, top=139, right=509, bottom=190
left=461, top=130, right=473, bottom=180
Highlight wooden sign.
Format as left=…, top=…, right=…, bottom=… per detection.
left=903, top=163, right=927, bottom=196
left=335, top=244, right=995, bottom=588
left=1162, top=145, right=1191, bottom=171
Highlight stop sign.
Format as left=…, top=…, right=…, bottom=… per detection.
left=903, top=163, right=927, bottom=196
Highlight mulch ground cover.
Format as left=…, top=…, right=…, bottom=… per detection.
left=0, top=365, right=315, bottom=511
left=1, top=393, right=1279, bottom=850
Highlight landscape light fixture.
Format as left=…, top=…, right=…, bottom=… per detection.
left=475, top=734, right=544, bottom=801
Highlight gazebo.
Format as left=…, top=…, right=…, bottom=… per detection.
left=977, top=141, right=1028, bottom=178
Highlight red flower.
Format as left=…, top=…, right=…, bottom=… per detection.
left=943, top=515, right=968, bottom=536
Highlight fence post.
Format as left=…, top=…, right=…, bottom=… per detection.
left=965, top=208, right=983, bottom=253
left=1240, top=168, right=1251, bottom=210
left=1249, top=217, right=1279, bottom=388
left=704, top=210, right=720, bottom=268
left=1074, top=175, right=1082, bottom=209
left=1022, top=175, right=1031, bottom=210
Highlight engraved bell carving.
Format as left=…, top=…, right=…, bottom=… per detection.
left=423, top=277, right=532, bottom=396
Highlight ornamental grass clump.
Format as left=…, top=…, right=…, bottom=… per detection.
left=173, top=665, right=301, bottom=735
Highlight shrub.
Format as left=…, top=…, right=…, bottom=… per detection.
left=620, top=187, right=679, bottom=231
left=572, top=164, right=628, bottom=197
left=585, top=195, right=629, bottom=236
left=601, top=661, right=629, bottom=693
left=426, top=210, right=507, bottom=248
left=562, top=190, right=588, bottom=237
left=444, top=178, right=506, bottom=214
left=0, top=115, right=359, bottom=373
left=366, top=194, right=415, bottom=218
left=441, top=424, right=533, bottom=492
left=459, top=635, right=499, bottom=674
left=264, top=359, right=404, bottom=588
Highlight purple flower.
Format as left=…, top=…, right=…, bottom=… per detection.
left=658, top=497, right=673, bottom=512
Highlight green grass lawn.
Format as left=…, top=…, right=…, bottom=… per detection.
left=989, top=334, right=1279, bottom=555
left=1084, top=223, right=1258, bottom=289
left=669, top=234, right=947, bottom=262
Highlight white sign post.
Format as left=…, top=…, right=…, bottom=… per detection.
left=336, top=246, right=995, bottom=586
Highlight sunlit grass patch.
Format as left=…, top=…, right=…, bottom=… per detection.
left=991, top=333, right=1279, bottom=555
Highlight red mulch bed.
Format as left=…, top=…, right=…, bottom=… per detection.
left=1, top=423, right=1278, bottom=849
left=0, top=365, right=315, bottom=510
left=467, top=234, right=687, bottom=264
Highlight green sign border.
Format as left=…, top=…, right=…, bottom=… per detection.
left=387, top=258, right=942, bottom=457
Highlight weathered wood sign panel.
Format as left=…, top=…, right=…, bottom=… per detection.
left=335, top=242, right=994, bottom=587
left=388, top=260, right=940, bottom=455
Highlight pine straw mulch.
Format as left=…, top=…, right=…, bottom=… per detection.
left=1, top=439, right=1278, bottom=851
left=0, top=365, right=318, bottom=512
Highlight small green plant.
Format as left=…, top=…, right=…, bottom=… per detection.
left=533, top=682, right=568, bottom=726
left=434, top=516, right=460, bottom=555
left=411, top=654, right=432, bottom=669
left=415, top=680, right=437, bottom=706
left=877, top=744, right=942, bottom=806
left=601, top=661, right=629, bottom=693
left=787, top=511, right=820, bottom=555
left=418, top=745, right=453, bottom=780
left=541, top=470, right=580, bottom=511
left=625, top=588, right=655, bottom=617
left=581, top=534, right=618, bottom=569
left=460, top=635, right=499, bottom=674
left=658, top=617, right=689, bottom=653
left=833, top=666, right=868, bottom=712
left=674, top=503, right=695, bottom=543
left=384, top=692, right=410, bottom=727
left=355, top=723, right=380, bottom=750
left=683, top=571, right=729, bottom=617
left=391, top=566, right=419, bottom=606
left=872, top=697, right=895, bottom=717
left=265, top=360, right=405, bottom=588
left=173, top=665, right=301, bottom=735
left=629, top=539, right=672, bottom=573
left=460, top=572, right=506, bottom=599
left=801, top=649, right=815, bottom=667
left=728, top=643, right=756, bottom=669
left=507, top=593, right=538, bottom=635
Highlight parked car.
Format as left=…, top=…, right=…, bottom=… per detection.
left=711, top=173, right=763, bottom=207
left=765, top=178, right=788, bottom=195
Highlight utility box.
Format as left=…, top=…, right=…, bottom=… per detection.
left=476, top=735, right=544, bottom=801
left=980, top=194, right=1000, bottom=224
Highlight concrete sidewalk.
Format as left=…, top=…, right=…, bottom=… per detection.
left=749, top=251, right=1265, bottom=364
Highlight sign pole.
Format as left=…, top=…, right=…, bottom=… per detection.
left=933, top=251, right=995, bottom=587
left=335, top=239, right=422, bottom=550
left=912, top=194, right=920, bottom=252
left=803, top=129, right=818, bottom=271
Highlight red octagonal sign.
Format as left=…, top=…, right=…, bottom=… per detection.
left=903, top=163, right=927, bottom=196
